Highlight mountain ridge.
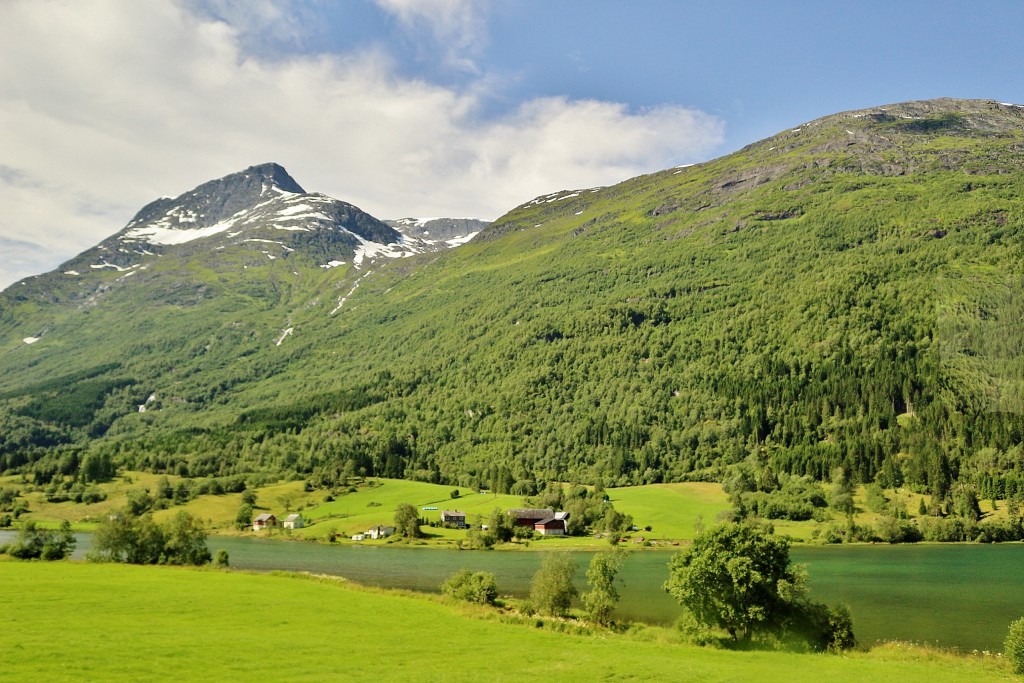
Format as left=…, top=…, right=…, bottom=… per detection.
left=1, top=98, right=1022, bottom=502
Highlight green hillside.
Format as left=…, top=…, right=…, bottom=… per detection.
left=1, top=99, right=1023, bottom=505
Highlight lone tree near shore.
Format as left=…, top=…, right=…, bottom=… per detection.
left=664, top=522, right=854, bottom=651
left=583, top=548, right=627, bottom=626
left=530, top=553, right=578, bottom=617
left=665, top=522, right=795, bottom=643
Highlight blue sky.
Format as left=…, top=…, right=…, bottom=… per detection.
left=305, top=1, right=1024, bottom=150
left=1, top=0, right=1022, bottom=289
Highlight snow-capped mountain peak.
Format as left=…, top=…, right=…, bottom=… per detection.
left=48, top=165, right=488, bottom=282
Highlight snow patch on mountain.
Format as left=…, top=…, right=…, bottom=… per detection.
left=123, top=217, right=241, bottom=245
left=526, top=190, right=584, bottom=206
left=352, top=234, right=415, bottom=268
left=446, top=232, right=479, bottom=246
left=91, top=261, right=138, bottom=271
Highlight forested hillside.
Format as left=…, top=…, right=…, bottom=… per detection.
left=1, top=99, right=1022, bottom=502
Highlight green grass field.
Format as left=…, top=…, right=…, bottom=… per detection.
left=0, top=561, right=1011, bottom=682
left=607, top=482, right=731, bottom=541
left=293, top=479, right=524, bottom=540
left=9, top=474, right=1008, bottom=548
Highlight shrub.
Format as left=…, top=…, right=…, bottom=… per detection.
left=674, top=607, right=717, bottom=646
left=875, top=515, right=922, bottom=543
left=442, top=568, right=498, bottom=605
left=786, top=601, right=856, bottom=652
left=213, top=549, right=230, bottom=567
left=1006, top=616, right=1024, bottom=675
left=8, top=520, right=76, bottom=560
left=90, top=510, right=210, bottom=565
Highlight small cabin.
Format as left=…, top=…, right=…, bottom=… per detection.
left=366, top=525, right=395, bottom=540
left=253, top=513, right=277, bottom=531
left=283, top=513, right=304, bottom=529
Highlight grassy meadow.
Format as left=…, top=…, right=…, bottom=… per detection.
left=7, top=471, right=1014, bottom=549
left=0, top=560, right=1013, bottom=682
left=607, top=482, right=731, bottom=540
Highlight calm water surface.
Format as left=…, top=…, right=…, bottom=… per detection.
left=4, top=531, right=1021, bottom=651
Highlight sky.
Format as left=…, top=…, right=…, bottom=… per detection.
left=1, top=0, right=1023, bottom=291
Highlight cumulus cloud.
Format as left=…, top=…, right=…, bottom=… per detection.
left=0, top=0, right=724, bottom=290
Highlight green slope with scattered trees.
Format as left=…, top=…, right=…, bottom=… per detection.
left=1, top=99, right=1023, bottom=518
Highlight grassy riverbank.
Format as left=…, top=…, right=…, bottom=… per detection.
left=0, top=560, right=1013, bottom=682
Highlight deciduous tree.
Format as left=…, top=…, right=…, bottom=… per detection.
left=394, top=503, right=422, bottom=539
left=530, top=553, right=578, bottom=617
left=664, top=522, right=855, bottom=650
left=582, top=548, right=627, bottom=625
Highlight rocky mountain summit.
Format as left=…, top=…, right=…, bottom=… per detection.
left=8, top=163, right=487, bottom=309
left=60, top=163, right=402, bottom=274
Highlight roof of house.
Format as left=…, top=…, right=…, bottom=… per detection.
left=534, top=517, right=566, bottom=527
left=507, top=508, right=554, bottom=519
left=441, top=510, right=465, bottom=517
left=284, top=514, right=302, bottom=522
left=254, top=513, right=276, bottom=522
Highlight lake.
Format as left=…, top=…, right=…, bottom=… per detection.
left=4, top=531, right=1021, bottom=651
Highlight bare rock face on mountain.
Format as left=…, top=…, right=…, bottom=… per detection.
left=384, top=217, right=488, bottom=249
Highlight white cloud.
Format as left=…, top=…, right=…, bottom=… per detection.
left=373, top=0, right=490, bottom=72
left=0, top=0, right=724, bottom=291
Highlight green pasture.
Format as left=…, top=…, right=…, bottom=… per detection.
left=292, top=479, right=524, bottom=539
left=4, top=471, right=189, bottom=528
left=607, top=482, right=731, bottom=541
left=0, top=561, right=1011, bottom=682
left=12, top=474, right=1008, bottom=548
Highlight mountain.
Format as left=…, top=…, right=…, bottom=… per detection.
left=3, top=162, right=486, bottom=334
left=384, top=218, right=489, bottom=249
left=1, top=99, right=1023, bottom=502
left=23, top=163, right=481, bottom=298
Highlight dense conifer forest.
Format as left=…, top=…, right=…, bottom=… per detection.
left=1, top=99, right=1022, bottom=505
